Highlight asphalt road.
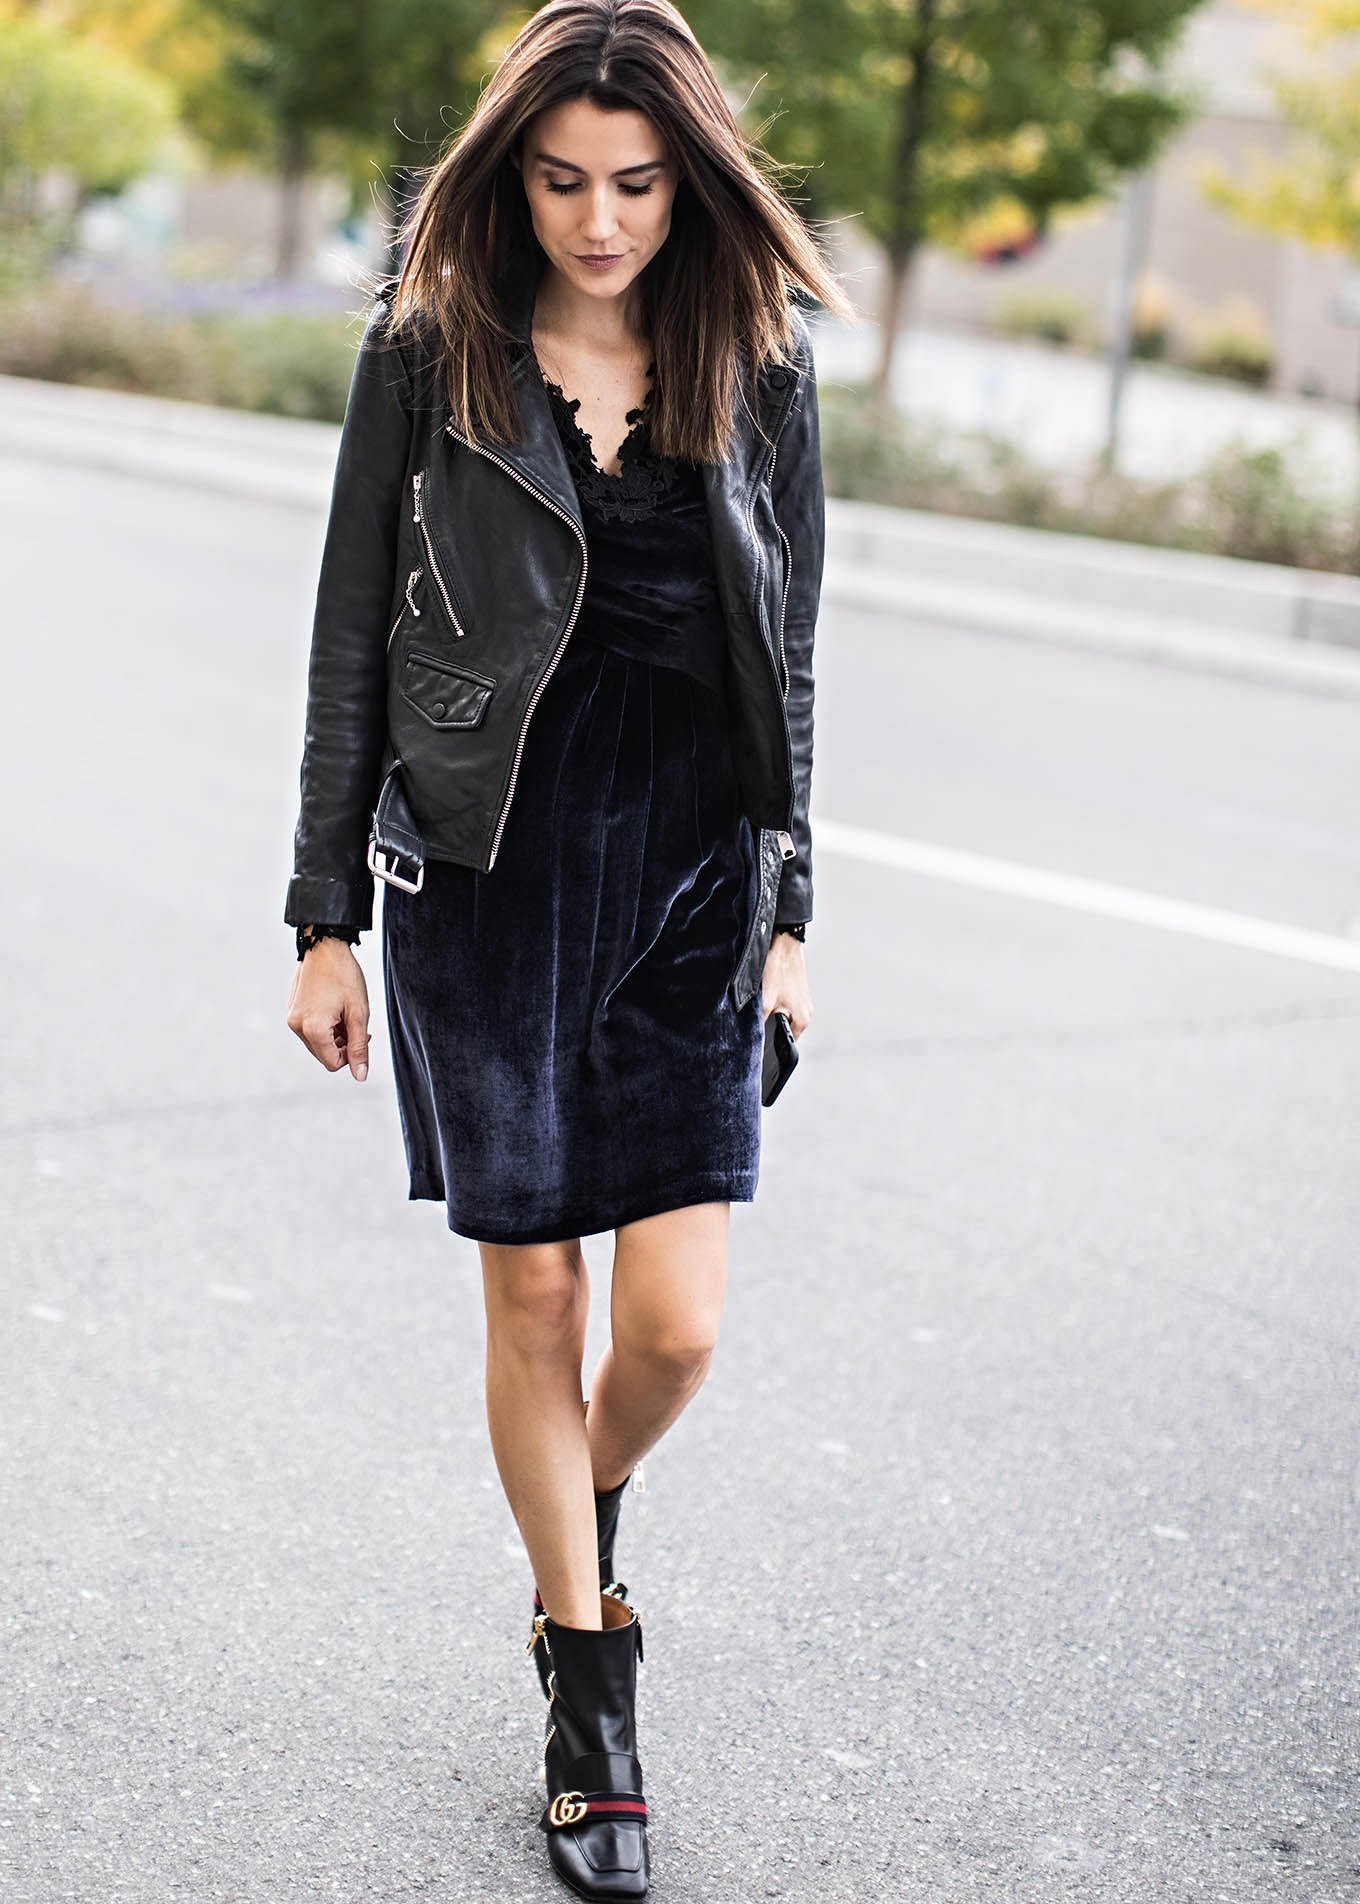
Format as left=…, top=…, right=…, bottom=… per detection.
left=4, top=451, right=1358, bottom=1904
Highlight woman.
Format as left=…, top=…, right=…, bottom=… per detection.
left=284, top=2, right=846, bottom=1895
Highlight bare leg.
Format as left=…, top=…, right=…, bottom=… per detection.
left=480, top=1239, right=601, bottom=1630
left=586, top=1202, right=729, bottom=1492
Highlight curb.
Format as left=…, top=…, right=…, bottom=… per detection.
left=822, top=497, right=1360, bottom=700
left=6, top=372, right=1360, bottom=696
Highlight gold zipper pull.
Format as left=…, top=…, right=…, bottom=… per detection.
left=526, top=1611, right=548, bottom=1655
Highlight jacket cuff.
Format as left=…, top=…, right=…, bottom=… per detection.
left=285, top=873, right=374, bottom=934
left=775, top=861, right=812, bottom=927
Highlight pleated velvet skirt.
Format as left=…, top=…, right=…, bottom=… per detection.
left=381, top=630, right=765, bottom=1245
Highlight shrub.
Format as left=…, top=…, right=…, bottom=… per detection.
left=994, top=286, right=1091, bottom=347
left=819, top=381, right=1358, bottom=575
left=0, top=282, right=218, bottom=399
left=1131, top=275, right=1174, bottom=361
left=0, top=281, right=360, bottom=421
left=1185, top=297, right=1274, bottom=387
left=199, top=312, right=359, bottom=421
left=1192, top=439, right=1350, bottom=570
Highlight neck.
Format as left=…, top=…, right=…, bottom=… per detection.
left=532, top=259, right=646, bottom=353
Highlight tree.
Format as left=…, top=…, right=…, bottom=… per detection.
left=176, top=0, right=504, bottom=275
left=1203, top=1, right=1360, bottom=260
left=680, top=0, right=1204, bottom=391
left=0, top=10, right=174, bottom=237
left=48, top=0, right=270, bottom=156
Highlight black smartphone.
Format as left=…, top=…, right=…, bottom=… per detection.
left=761, top=1009, right=799, bottom=1107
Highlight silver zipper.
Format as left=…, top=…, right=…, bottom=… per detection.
left=752, top=434, right=796, bottom=817
left=774, top=516, right=793, bottom=696
left=445, top=420, right=588, bottom=869
left=411, top=470, right=465, bottom=638
left=387, top=567, right=422, bottom=650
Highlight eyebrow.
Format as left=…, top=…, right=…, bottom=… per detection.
left=533, top=152, right=666, bottom=177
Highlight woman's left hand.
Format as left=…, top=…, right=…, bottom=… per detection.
left=761, top=933, right=812, bottom=1039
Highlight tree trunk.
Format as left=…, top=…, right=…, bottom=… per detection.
left=874, top=239, right=919, bottom=396
left=873, top=0, right=935, bottom=402
left=276, top=123, right=310, bottom=280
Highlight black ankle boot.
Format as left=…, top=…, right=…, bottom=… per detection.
left=532, top=1593, right=649, bottom=1902
left=532, top=1477, right=633, bottom=1697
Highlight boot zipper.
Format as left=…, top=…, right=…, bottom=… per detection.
left=411, top=471, right=466, bottom=638
left=445, top=420, right=588, bottom=869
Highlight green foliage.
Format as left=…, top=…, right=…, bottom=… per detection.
left=189, top=0, right=502, bottom=173
left=680, top=0, right=1202, bottom=262
left=47, top=0, right=270, bottom=157
left=993, top=286, right=1092, bottom=347
left=1195, top=440, right=1345, bottom=567
left=0, top=13, right=175, bottom=213
left=819, top=381, right=1358, bottom=573
left=207, top=308, right=361, bottom=416
left=1203, top=0, right=1360, bottom=259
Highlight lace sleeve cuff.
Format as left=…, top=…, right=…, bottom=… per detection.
left=296, top=923, right=361, bottom=961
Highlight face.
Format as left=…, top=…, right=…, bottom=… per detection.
left=516, top=97, right=678, bottom=306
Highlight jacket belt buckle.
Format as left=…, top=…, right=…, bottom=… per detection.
left=367, top=839, right=425, bottom=894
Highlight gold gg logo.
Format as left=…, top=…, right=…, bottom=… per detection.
left=549, top=1792, right=588, bottom=1827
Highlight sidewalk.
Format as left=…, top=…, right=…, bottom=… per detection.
left=814, top=318, right=1360, bottom=496
left=8, top=368, right=1360, bottom=698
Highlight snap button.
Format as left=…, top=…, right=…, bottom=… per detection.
left=432, top=700, right=447, bottom=719
left=768, top=368, right=790, bottom=389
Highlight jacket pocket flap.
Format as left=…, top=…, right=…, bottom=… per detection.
left=402, top=653, right=496, bottom=730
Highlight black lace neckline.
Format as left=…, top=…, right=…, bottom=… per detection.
left=538, top=360, right=681, bottom=523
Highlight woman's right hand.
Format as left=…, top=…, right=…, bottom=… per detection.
left=286, top=939, right=371, bottom=1081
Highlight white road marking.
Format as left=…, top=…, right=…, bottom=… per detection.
left=815, top=817, right=1360, bottom=975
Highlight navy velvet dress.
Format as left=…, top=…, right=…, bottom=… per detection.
left=381, top=372, right=765, bottom=1245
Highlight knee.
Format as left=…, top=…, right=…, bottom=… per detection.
left=484, top=1243, right=587, bottom=1362
left=619, top=1311, right=721, bottom=1389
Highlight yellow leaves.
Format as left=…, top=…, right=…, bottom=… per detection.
left=1203, top=5, right=1360, bottom=256
left=1202, top=147, right=1360, bottom=250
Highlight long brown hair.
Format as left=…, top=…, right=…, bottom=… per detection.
left=390, top=0, right=850, bottom=465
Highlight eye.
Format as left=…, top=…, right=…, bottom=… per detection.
left=620, top=183, right=655, bottom=197
left=545, top=180, right=581, bottom=195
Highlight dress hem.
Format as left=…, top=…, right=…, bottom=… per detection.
left=407, top=1168, right=760, bottom=1246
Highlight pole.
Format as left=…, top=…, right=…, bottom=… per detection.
left=1104, top=170, right=1155, bottom=468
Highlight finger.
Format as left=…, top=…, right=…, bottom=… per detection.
left=345, top=1002, right=370, bottom=1082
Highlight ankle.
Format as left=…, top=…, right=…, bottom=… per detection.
left=541, top=1594, right=604, bottom=1632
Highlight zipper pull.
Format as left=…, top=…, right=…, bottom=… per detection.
left=526, top=1611, right=548, bottom=1655
left=412, top=470, right=423, bottom=523
left=631, top=1460, right=645, bottom=1494
left=776, top=831, right=796, bottom=861
left=405, top=568, right=421, bottom=616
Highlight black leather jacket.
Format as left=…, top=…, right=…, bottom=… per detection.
left=286, top=257, right=823, bottom=1012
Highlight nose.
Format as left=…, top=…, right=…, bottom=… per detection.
left=579, top=185, right=620, bottom=245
